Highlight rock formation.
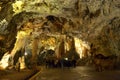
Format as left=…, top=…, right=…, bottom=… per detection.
left=0, top=0, right=120, bottom=68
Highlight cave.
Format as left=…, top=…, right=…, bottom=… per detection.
left=0, top=0, right=120, bottom=80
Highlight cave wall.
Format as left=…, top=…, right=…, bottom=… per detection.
left=0, top=0, right=120, bottom=59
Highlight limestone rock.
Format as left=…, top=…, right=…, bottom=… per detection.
left=0, top=0, right=120, bottom=60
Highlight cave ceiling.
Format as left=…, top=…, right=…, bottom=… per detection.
left=0, top=0, right=120, bottom=59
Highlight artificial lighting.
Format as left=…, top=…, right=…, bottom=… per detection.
left=24, top=52, right=28, bottom=56
left=65, top=58, right=68, bottom=60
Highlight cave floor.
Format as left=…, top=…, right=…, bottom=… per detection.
left=35, top=66, right=120, bottom=80
left=0, top=68, right=37, bottom=80
left=0, top=66, right=120, bottom=80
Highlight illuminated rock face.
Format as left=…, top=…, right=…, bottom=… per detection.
left=0, top=0, right=120, bottom=62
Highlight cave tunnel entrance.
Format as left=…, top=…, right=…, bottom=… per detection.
left=0, top=15, right=119, bottom=72
left=0, top=15, right=92, bottom=70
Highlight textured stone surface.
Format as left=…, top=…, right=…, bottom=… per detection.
left=0, top=0, right=120, bottom=59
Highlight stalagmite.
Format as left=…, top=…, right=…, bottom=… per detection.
left=55, top=35, right=65, bottom=59
left=31, top=38, right=39, bottom=69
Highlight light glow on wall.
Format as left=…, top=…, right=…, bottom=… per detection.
left=11, top=31, right=28, bottom=57
left=74, top=37, right=90, bottom=59
left=0, top=52, right=11, bottom=69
